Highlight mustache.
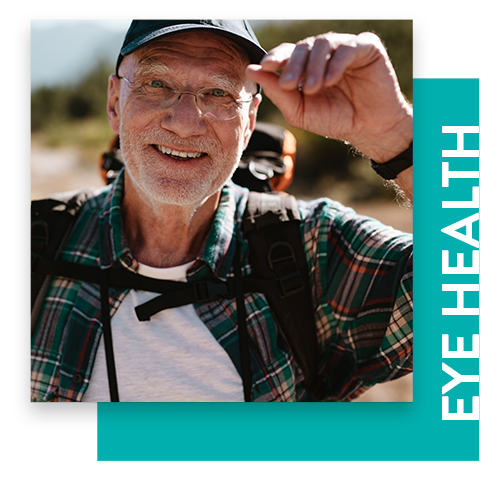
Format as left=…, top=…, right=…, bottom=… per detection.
left=132, top=128, right=221, bottom=155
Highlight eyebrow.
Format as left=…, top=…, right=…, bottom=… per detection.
left=133, top=58, right=243, bottom=94
left=209, top=74, right=241, bottom=94
left=133, top=58, right=171, bottom=80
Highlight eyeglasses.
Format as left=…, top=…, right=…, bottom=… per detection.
left=119, top=76, right=256, bottom=121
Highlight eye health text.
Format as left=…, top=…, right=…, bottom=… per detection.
left=440, top=126, right=479, bottom=421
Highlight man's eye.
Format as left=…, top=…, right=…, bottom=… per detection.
left=209, top=88, right=230, bottom=98
left=149, top=80, right=165, bottom=88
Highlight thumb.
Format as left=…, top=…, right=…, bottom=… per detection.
left=246, top=64, right=303, bottom=122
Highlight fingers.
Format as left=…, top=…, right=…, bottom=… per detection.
left=324, top=32, right=383, bottom=86
left=323, top=40, right=358, bottom=87
left=246, top=42, right=303, bottom=102
left=250, top=32, right=382, bottom=95
left=245, top=63, right=282, bottom=96
left=258, top=42, right=296, bottom=72
left=302, top=37, right=334, bottom=93
left=276, top=42, right=312, bottom=90
left=245, top=63, right=303, bottom=120
left=297, top=33, right=363, bottom=93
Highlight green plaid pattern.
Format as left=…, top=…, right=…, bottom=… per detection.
left=31, top=171, right=413, bottom=402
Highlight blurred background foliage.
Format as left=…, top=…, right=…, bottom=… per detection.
left=31, top=20, right=412, bottom=203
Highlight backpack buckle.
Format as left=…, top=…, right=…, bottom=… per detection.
left=194, top=280, right=229, bottom=303
left=268, top=241, right=296, bottom=270
left=268, top=242, right=305, bottom=297
left=277, top=270, right=305, bottom=298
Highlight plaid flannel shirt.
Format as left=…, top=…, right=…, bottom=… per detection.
left=31, top=170, right=413, bottom=402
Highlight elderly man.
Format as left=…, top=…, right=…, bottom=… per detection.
left=31, top=20, right=413, bottom=402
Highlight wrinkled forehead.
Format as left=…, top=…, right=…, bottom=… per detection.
left=124, top=31, right=250, bottom=77
left=120, top=31, right=256, bottom=94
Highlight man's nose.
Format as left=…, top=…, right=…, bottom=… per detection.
left=160, top=93, right=208, bottom=138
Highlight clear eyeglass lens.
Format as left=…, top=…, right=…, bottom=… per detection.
left=126, top=78, right=249, bottom=121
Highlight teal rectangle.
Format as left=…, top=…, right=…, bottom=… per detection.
left=97, top=79, right=480, bottom=461
left=415, top=80, right=480, bottom=431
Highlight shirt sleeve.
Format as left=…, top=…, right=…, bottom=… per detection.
left=301, top=199, right=413, bottom=401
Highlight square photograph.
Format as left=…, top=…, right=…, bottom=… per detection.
left=31, top=19, right=413, bottom=403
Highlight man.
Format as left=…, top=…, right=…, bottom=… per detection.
left=31, top=20, right=413, bottom=402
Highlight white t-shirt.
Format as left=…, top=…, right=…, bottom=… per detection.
left=82, top=260, right=244, bottom=402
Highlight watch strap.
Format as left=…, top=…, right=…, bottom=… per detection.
left=370, top=142, right=413, bottom=179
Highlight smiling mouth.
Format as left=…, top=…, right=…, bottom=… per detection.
left=154, top=144, right=206, bottom=160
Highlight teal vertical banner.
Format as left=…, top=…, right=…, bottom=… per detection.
left=412, top=79, right=480, bottom=459
left=97, top=79, right=479, bottom=461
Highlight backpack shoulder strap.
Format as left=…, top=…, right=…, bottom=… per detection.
left=31, top=187, right=237, bottom=331
left=31, top=188, right=94, bottom=334
left=242, top=191, right=324, bottom=399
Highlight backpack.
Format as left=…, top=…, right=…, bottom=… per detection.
left=32, top=124, right=323, bottom=402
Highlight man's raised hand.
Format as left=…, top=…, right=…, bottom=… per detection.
left=246, top=32, right=412, bottom=164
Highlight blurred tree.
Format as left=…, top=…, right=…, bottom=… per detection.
left=31, top=86, right=69, bottom=131
left=31, top=61, right=112, bottom=131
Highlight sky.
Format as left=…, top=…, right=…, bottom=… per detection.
left=31, top=20, right=270, bottom=88
left=33, top=19, right=130, bottom=31
left=32, top=20, right=269, bottom=30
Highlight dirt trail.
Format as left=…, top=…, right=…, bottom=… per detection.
left=31, top=146, right=413, bottom=402
left=31, top=146, right=103, bottom=200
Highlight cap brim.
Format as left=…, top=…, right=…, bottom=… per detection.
left=117, top=23, right=266, bottom=72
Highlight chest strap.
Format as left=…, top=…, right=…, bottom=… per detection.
left=33, top=257, right=293, bottom=318
left=33, top=254, right=256, bottom=401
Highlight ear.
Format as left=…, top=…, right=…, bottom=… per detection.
left=107, top=74, right=122, bottom=135
left=242, top=93, right=261, bottom=149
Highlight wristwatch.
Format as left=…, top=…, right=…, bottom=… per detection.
left=370, top=142, right=413, bottom=180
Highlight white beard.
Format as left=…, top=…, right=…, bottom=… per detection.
left=119, top=126, right=246, bottom=209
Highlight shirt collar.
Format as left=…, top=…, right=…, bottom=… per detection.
left=197, top=180, right=249, bottom=280
left=98, top=170, right=249, bottom=278
left=98, top=169, right=131, bottom=269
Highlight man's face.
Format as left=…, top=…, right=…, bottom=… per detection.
left=107, top=31, right=260, bottom=207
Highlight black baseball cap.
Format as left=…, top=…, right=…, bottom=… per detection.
left=116, top=19, right=266, bottom=73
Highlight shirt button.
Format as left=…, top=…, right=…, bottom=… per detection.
left=123, top=255, right=133, bottom=266
left=72, top=373, right=83, bottom=384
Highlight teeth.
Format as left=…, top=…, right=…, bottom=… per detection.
left=156, top=145, right=203, bottom=158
